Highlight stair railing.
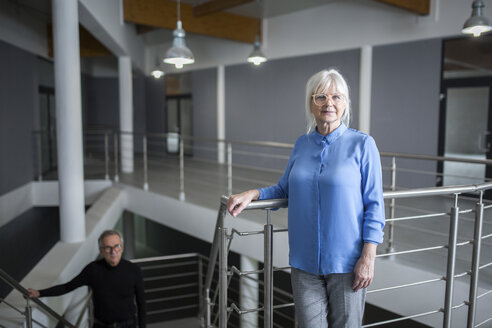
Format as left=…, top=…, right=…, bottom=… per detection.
left=0, top=268, right=92, bottom=328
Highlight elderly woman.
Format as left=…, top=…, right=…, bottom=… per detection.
left=227, top=68, right=385, bottom=327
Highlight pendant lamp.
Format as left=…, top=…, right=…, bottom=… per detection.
left=247, top=35, right=267, bottom=66
left=462, top=0, right=492, bottom=37
left=151, top=57, right=164, bottom=79
left=163, top=0, right=195, bottom=69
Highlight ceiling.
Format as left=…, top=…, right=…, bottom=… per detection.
left=6, top=0, right=492, bottom=77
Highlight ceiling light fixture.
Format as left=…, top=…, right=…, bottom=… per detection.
left=151, top=57, right=165, bottom=79
left=462, top=0, right=492, bottom=37
left=247, top=35, right=267, bottom=66
left=163, top=0, right=195, bottom=69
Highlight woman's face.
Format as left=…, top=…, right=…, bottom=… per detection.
left=310, top=83, right=346, bottom=128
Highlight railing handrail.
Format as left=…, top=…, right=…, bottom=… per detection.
left=57, top=129, right=492, bottom=166
left=0, top=268, right=76, bottom=328
left=131, top=252, right=206, bottom=264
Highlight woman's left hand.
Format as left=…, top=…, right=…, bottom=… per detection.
left=352, top=243, right=377, bottom=291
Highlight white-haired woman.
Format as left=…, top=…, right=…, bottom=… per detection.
left=227, top=68, right=385, bottom=327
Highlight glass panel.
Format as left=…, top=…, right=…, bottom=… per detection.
left=443, top=87, right=489, bottom=185
left=39, top=94, right=50, bottom=173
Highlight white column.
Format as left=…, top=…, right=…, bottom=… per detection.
left=240, top=255, right=259, bottom=328
left=359, top=45, right=372, bottom=134
left=52, top=0, right=85, bottom=243
left=119, top=56, right=134, bottom=173
left=217, top=65, right=226, bottom=164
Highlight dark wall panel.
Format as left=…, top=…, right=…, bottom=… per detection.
left=371, top=38, right=442, bottom=188
left=192, top=68, right=217, bottom=160
left=0, top=39, right=37, bottom=195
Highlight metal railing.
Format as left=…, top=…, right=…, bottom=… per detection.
left=0, top=268, right=92, bottom=328
left=203, top=182, right=492, bottom=328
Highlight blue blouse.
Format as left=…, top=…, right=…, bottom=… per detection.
left=258, top=123, right=385, bottom=275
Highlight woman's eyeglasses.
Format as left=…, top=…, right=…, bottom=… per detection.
left=312, top=93, right=344, bottom=106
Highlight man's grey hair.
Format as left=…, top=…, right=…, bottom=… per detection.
left=98, top=230, right=124, bottom=248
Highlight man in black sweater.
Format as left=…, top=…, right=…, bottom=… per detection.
left=28, top=230, right=146, bottom=328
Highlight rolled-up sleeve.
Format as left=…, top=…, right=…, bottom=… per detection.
left=360, top=136, right=385, bottom=244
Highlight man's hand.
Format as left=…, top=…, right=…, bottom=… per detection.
left=226, top=190, right=260, bottom=217
left=352, top=243, right=377, bottom=292
left=27, top=288, right=40, bottom=298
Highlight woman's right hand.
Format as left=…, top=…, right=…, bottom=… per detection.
left=226, top=189, right=260, bottom=217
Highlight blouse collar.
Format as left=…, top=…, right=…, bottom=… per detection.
left=311, top=123, right=347, bottom=145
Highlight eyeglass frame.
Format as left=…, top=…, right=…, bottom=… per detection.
left=311, top=93, right=345, bottom=106
left=100, top=244, right=123, bottom=253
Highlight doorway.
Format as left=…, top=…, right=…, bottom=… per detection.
left=165, top=94, right=193, bottom=156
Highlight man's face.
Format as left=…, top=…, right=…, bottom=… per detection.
left=99, top=234, right=124, bottom=267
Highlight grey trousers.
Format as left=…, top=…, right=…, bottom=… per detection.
left=291, top=267, right=366, bottom=328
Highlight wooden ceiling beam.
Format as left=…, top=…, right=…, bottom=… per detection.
left=193, top=0, right=255, bottom=17
left=47, top=24, right=111, bottom=57
left=123, top=0, right=259, bottom=44
left=373, top=0, right=430, bottom=15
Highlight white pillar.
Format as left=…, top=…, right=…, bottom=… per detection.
left=240, top=255, right=259, bottom=328
left=119, top=56, right=134, bottom=173
left=217, top=65, right=226, bottom=164
left=52, top=0, right=85, bottom=243
left=359, top=45, right=372, bottom=134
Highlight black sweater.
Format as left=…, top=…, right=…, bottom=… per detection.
left=39, top=259, right=146, bottom=327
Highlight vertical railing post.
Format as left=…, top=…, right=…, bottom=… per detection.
left=227, top=142, right=232, bottom=195
left=387, top=156, right=396, bottom=253
left=104, top=132, right=109, bottom=180
left=264, top=209, right=274, bottom=328
left=219, top=227, right=228, bottom=328
left=443, top=194, right=460, bottom=328
left=179, top=136, right=186, bottom=201
left=467, top=191, right=484, bottom=328
left=114, top=133, right=119, bottom=182
left=205, top=288, right=211, bottom=328
left=143, top=135, right=149, bottom=191
left=36, top=132, right=43, bottom=181
left=198, top=256, right=203, bottom=325
left=25, top=298, right=33, bottom=328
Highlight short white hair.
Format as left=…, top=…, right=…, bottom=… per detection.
left=305, top=68, right=351, bottom=133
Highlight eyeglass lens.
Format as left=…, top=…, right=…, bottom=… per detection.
left=102, top=244, right=122, bottom=252
left=313, top=94, right=342, bottom=106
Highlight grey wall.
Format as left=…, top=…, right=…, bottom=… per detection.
left=223, top=49, right=360, bottom=169
left=371, top=38, right=442, bottom=188
left=145, top=77, right=166, bottom=134
left=192, top=68, right=217, bottom=160
left=0, top=40, right=37, bottom=195
left=83, top=77, right=119, bottom=130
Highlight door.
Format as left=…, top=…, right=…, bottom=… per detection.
left=439, top=79, right=492, bottom=187
left=165, top=95, right=193, bottom=156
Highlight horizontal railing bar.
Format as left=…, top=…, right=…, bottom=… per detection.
left=0, top=298, right=25, bottom=315
left=385, top=211, right=448, bottom=222
left=145, top=282, right=198, bottom=293
left=144, top=271, right=198, bottom=282
left=367, top=277, right=444, bottom=294
left=451, top=301, right=467, bottom=310
left=361, top=308, right=442, bottom=327
left=454, top=271, right=470, bottom=279
left=146, top=292, right=198, bottom=304
left=131, top=253, right=204, bottom=264
left=147, top=304, right=198, bottom=315
left=380, top=151, right=492, bottom=165
left=229, top=303, right=263, bottom=315
left=231, top=228, right=263, bottom=237
left=230, top=266, right=263, bottom=276
left=273, top=266, right=291, bottom=271
left=477, top=288, right=492, bottom=299
left=479, top=262, right=492, bottom=270
left=482, top=233, right=492, bottom=240
left=232, top=149, right=290, bottom=160
left=476, top=316, right=492, bottom=327
left=376, top=245, right=446, bottom=258
left=138, top=260, right=198, bottom=271
left=272, top=302, right=295, bottom=310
